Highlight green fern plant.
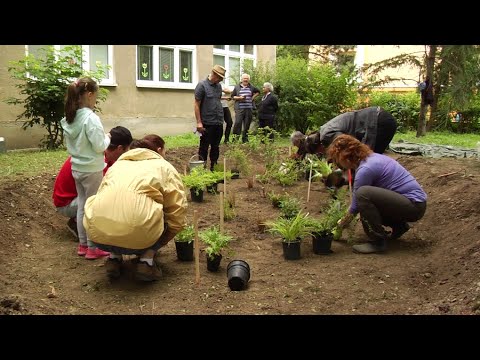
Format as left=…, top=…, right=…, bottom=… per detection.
left=199, top=226, right=233, bottom=260
left=175, top=225, right=194, bottom=243
left=266, top=211, right=313, bottom=243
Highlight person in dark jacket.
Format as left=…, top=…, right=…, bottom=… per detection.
left=292, top=106, right=397, bottom=159
left=257, top=82, right=278, bottom=141
left=194, top=65, right=226, bottom=171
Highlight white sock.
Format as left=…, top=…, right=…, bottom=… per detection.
left=140, top=258, right=153, bottom=266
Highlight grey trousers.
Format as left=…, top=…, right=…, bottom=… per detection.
left=356, top=185, right=426, bottom=241
left=72, top=170, right=103, bottom=247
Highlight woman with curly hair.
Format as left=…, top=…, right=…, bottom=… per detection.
left=330, top=134, right=427, bottom=254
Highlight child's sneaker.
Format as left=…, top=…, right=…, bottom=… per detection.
left=85, top=247, right=110, bottom=260
left=77, top=244, right=88, bottom=256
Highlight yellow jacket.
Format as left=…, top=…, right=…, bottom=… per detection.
left=84, top=148, right=187, bottom=249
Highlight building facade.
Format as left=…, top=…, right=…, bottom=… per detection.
left=0, top=45, right=276, bottom=150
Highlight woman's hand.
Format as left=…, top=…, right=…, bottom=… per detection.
left=337, top=212, right=354, bottom=229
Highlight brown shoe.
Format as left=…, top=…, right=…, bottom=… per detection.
left=105, top=257, right=122, bottom=279
left=135, top=261, right=162, bottom=282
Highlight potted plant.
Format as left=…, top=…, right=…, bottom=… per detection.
left=199, top=226, right=233, bottom=272
left=181, top=167, right=217, bottom=202
left=206, top=170, right=233, bottom=194
left=278, top=196, right=301, bottom=219
left=307, top=196, right=349, bottom=254
left=266, top=211, right=313, bottom=260
left=174, top=225, right=194, bottom=261
left=225, top=144, right=250, bottom=179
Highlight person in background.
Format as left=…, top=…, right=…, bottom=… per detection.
left=331, top=135, right=427, bottom=254
left=194, top=65, right=226, bottom=171
left=257, top=82, right=278, bottom=141
left=231, top=73, right=260, bottom=143
left=84, top=136, right=187, bottom=281
left=291, top=106, right=398, bottom=159
left=53, top=126, right=133, bottom=240
left=221, top=84, right=233, bottom=144
left=61, top=77, right=111, bottom=260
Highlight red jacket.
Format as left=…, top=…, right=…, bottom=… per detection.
left=52, top=156, right=112, bottom=207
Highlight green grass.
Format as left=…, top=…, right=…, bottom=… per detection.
left=5, top=130, right=473, bottom=184
left=393, top=131, right=480, bottom=149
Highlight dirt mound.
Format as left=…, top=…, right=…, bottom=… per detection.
left=1, top=146, right=479, bottom=314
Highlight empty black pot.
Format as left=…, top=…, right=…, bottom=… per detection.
left=227, top=260, right=251, bottom=291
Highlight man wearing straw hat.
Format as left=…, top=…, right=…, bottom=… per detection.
left=194, top=64, right=226, bottom=171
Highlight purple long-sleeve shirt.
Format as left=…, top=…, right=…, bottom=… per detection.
left=349, top=153, right=427, bottom=214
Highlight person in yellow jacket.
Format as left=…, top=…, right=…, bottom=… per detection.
left=84, top=136, right=188, bottom=281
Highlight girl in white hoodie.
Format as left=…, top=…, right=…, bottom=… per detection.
left=61, top=77, right=111, bottom=260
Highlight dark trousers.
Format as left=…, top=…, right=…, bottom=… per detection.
left=223, top=107, right=233, bottom=143
left=233, top=108, right=253, bottom=143
left=375, top=111, right=397, bottom=153
left=259, top=117, right=275, bottom=140
left=198, top=124, right=223, bottom=170
left=93, top=225, right=168, bottom=255
left=356, top=186, right=426, bottom=241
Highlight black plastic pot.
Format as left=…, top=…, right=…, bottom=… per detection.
left=312, top=231, right=333, bottom=255
left=175, top=241, right=194, bottom=261
left=190, top=188, right=204, bottom=202
left=206, top=253, right=222, bottom=272
left=231, top=169, right=240, bottom=179
left=206, top=183, right=218, bottom=194
left=227, top=260, right=251, bottom=291
left=282, top=240, right=301, bottom=260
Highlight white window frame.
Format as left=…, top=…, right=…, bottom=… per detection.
left=213, top=45, right=257, bottom=88
left=136, top=45, right=197, bottom=90
left=25, top=45, right=116, bottom=86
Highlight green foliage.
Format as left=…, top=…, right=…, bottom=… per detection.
left=181, top=167, right=217, bottom=195
left=199, top=226, right=233, bottom=259
left=278, top=195, right=301, bottom=219
left=224, top=193, right=236, bottom=221
left=5, top=45, right=109, bottom=149
left=224, top=143, right=250, bottom=175
left=274, top=56, right=357, bottom=134
left=266, top=211, right=313, bottom=243
left=366, top=91, right=420, bottom=132
left=393, top=130, right=480, bottom=148
left=274, top=159, right=300, bottom=186
left=304, top=155, right=332, bottom=180
left=175, top=225, right=194, bottom=243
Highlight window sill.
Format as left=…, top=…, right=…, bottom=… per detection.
left=136, top=81, right=196, bottom=90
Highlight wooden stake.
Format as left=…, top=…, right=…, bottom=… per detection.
left=193, top=210, right=200, bottom=285
left=288, top=146, right=291, bottom=156
left=437, top=170, right=461, bottom=178
left=183, top=164, right=187, bottom=176
left=220, top=191, right=224, bottom=234
left=223, top=157, right=227, bottom=200
left=307, top=161, right=313, bottom=202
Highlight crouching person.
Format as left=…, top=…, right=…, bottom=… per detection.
left=330, top=135, right=427, bottom=254
left=84, top=137, right=188, bottom=281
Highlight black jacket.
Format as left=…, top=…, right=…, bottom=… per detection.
left=258, top=93, right=278, bottom=120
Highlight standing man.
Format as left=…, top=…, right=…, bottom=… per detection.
left=231, top=73, right=260, bottom=143
left=194, top=65, right=226, bottom=171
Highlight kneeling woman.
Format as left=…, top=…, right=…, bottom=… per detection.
left=331, top=135, right=427, bottom=254
left=84, top=135, right=187, bottom=281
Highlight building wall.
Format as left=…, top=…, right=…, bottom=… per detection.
left=0, top=45, right=276, bottom=150
left=357, top=45, right=425, bottom=92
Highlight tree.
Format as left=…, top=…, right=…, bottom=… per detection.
left=360, top=45, right=480, bottom=136
left=5, top=45, right=109, bottom=149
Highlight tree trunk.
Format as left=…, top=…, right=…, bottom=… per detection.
left=425, top=45, right=437, bottom=131
left=417, top=45, right=437, bottom=137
